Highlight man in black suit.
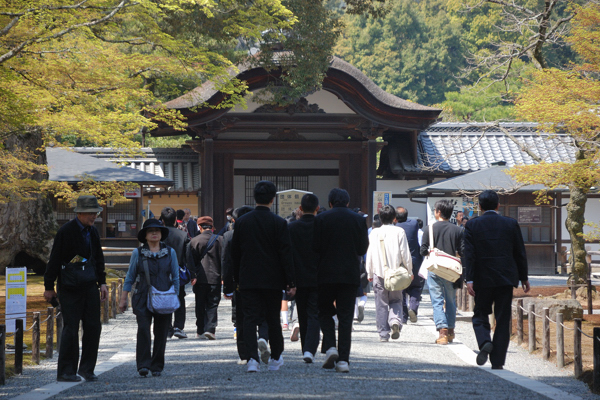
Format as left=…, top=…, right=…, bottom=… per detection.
left=463, top=190, right=529, bottom=369
left=395, top=206, right=424, bottom=323
left=232, top=180, right=296, bottom=372
left=289, top=193, right=321, bottom=363
left=44, top=195, right=108, bottom=382
left=313, top=188, right=369, bottom=373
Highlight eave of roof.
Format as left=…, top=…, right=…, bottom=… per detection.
left=46, top=148, right=174, bottom=186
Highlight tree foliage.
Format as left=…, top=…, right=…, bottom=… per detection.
left=507, top=1, right=600, bottom=281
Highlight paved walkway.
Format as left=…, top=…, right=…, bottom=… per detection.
left=1, top=285, right=597, bottom=400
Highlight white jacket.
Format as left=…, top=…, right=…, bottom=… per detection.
left=366, top=224, right=413, bottom=280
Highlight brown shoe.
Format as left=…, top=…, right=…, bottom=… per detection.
left=447, top=328, right=455, bottom=343
left=436, top=328, right=449, bottom=345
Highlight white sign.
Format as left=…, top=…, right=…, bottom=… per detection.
left=5, top=267, right=27, bottom=333
left=276, top=189, right=312, bottom=218
left=373, top=191, right=392, bottom=219
left=124, top=187, right=141, bottom=198
left=426, top=196, right=477, bottom=225
left=118, top=221, right=127, bottom=232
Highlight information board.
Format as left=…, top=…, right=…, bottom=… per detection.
left=277, top=189, right=312, bottom=218
left=373, top=191, right=391, bottom=219
left=5, top=267, right=27, bottom=333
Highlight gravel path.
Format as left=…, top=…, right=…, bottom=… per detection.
left=1, top=285, right=597, bottom=400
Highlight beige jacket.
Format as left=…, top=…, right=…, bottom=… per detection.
left=366, top=224, right=413, bottom=280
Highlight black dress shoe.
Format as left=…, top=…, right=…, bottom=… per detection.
left=491, top=365, right=504, bottom=370
left=138, top=368, right=150, bottom=377
left=152, top=371, right=161, bottom=377
left=57, top=374, right=82, bottom=382
left=81, top=373, right=99, bottom=382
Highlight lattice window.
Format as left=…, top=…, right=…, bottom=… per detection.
left=245, top=175, right=308, bottom=214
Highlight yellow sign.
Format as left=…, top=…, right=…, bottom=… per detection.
left=5, top=267, right=27, bottom=333
left=277, top=189, right=312, bottom=218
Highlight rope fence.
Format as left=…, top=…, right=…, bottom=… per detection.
left=1, top=278, right=126, bottom=385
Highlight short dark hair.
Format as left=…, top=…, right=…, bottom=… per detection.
left=434, top=199, right=455, bottom=220
left=233, top=206, right=254, bottom=220
left=396, top=206, right=408, bottom=223
left=328, top=188, right=350, bottom=208
left=416, top=218, right=424, bottom=229
left=379, top=205, right=396, bottom=224
left=176, top=209, right=185, bottom=220
left=254, top=180, right=277, bottom=204
left=301, top=193, right=319, bottom=213
left=225, top=207, right=233, bottom=215
left=161, top=207, right=177, bottom=227
left=479, top=190, right=499, bottom=211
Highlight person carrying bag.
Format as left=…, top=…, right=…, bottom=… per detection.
left=365, top=205, right=413, bottom=342
left=419, top=222, right=462, bottom=282
left=119, top=219, right=180, bottom=377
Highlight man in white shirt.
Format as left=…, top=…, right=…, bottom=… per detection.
left=366, top=205, right=413, bottom=342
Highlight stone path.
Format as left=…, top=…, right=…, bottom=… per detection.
left=1, top=286, right=597, bottom=400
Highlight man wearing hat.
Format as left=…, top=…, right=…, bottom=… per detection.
left=186, top=216, right=223, bottom=340
left=44, top=195, right=108, bottom=382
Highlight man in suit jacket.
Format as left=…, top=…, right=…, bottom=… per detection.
left=232, top=180, right=296, bottom=372
left=288, top=193, right=321, bottom=363
left=44, top=195, right=108, bottom=382
left=463, top=190, right=529, bottom=369
left=313, top=188, right=369, bottom=373
left=396, top=207, right=424, bottom=324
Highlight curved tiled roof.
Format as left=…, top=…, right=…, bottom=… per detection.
left=164, top=56, right=438, bottom=113
left=418, top=123, right=577, bottom=173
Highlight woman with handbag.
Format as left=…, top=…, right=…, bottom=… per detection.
left=366, top=205, right=413, bottom=342
left=119, top=219, right=179, bottom=377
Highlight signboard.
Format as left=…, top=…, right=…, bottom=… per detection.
left=124, top=187, right=141, bottom=198
left=373, top=191, right=391, bottom=219
left=118, top=221, right=127, bottom=232
left=426, top=197, right=477, bottom=225
left=5, top=267, right=27, bottom=333
left=277, top=189, right=312, bottom=218
left=518, top=207, right=542, bottom=223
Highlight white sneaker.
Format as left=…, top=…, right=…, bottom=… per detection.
left=173, top=328, right=187, bottom=339
left=247, top=359, right=259, bottom=373
left=257, top=338, right=270, bottom=364
left=268, top=356, right=284, bottom=371
left=335, top=361, right=349, bottom=373
left=237, top=359, right=248, bottom=365
left=322, top=347, right=339, bottom=369
left=408, top=309, right=418, bottom=323
left=203, top=332, right=216, bottom=340
left=303, top=351, right=314, bottom=363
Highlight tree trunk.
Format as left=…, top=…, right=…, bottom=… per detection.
left=566, top=185, right=588, bottom=283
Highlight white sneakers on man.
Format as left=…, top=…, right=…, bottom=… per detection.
left=268, top=356, right=284, bottom=371
left=257, top=338, right=270, bottom=364
left=247, top=359, right=260, bottom=373
left=335, top=361, right=350, bottom=373
left=322, top=347, right=339, bottom=369
left=303, top=351, right=315, bottom=363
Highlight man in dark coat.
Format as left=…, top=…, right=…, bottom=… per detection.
left=288, top=193, right=321, bottom=363
left=232, top=180, right=296, bottom=372
left=395, top=206, right=424, bottom=323
left=313, top=188, right=369, bottom=373
left=161, top=207, right=191, bottom=339
left=43, top=195, right=108, bottom=382
left=464, top=190, right=529, bottom=369
left=187, top=215, right=222, bottom=340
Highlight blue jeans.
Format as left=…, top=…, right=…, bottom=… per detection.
left=427, top=272, right=456, bottom=330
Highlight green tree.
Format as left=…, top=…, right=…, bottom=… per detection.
left=335, top=0, right=465, bottom=105
left=506, top=1, right=600, bottom=282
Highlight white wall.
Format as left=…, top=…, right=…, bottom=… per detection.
left=308, top=176, right=340, bottom=208
left=560, top=195, right=600, bottom=253
left=377, top=179, right=430, bottom=221
left=231, top=88, right=355, bottom=114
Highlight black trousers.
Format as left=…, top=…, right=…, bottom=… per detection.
left=170, top=286, right=187, bottom=331
left=234, top=290, right=269, bottom=361
left=136, top=312, right=170, bottom=372
left=472, top=285, right=514, bottom=367
left=295, top=286, right=320, bottom=356
left=57, top=284, right=101, bottom=377
left=241, top=289, right=283, bottom=363
left=318, top=283, right=357, bottom=363
left=193, top=283, right=221, bottom=334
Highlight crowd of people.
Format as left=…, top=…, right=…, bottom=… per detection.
left=44, top=185, right=529, bottom=380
